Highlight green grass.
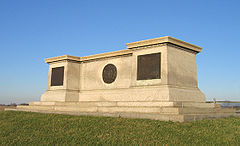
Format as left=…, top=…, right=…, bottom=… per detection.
left=0, top=111, right=239, bottom=145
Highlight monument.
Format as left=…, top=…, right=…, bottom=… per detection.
left=14, top=36, right=236, bottom=122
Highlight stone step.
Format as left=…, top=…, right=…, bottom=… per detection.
left=17, top=105, right=236, bottom=115
left=17, top=105, right=55, bottom=110
left=179, top=107, right=236, bottom=114
left=180, top=102, right=218, bottom=108
left=9, top=107, right=237, bottom=122
left=29, top=102, right=56, bottom=106
left=96, top=107, right=235, bottom=114
left=10, top=108, right=186, bottom=122
left=29, top=101, right=217, bottom=108
left=19, top=105, right=175, bottom=114
left=29, top=101, right=175, bottom=107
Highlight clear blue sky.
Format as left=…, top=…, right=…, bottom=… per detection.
left=0, top=0, right=239, bottom=104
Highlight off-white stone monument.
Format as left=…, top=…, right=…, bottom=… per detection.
left=15, top=36, right=236, bottom=122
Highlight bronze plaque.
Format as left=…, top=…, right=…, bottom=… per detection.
left=102, top=64, right=117, bottom=84
left=51, top=66, right=64, bottom=86
left=137, top=53, right=161, bottom=80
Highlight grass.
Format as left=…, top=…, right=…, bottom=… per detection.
left=0, top=111, right=239, bottom=145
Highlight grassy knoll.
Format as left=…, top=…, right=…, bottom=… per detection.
left=0, top=111, right=239, bottom=145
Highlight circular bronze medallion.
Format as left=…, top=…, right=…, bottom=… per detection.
left=102, top=64, right=117, bottom=84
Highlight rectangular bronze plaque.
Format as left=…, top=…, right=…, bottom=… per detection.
left=137, top=53, right=161, bottom=80
left=51, top=66, right=64, bottom=86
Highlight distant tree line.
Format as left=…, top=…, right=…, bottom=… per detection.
left=0, top=103, right=29, bottom=106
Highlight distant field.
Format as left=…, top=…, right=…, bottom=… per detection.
left=0, top=106, right=4, bottom=111
left=0, top=111, right=239, bottom=145
left=0, top=106, right=16, bottom=111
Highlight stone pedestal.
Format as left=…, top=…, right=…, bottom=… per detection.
left=14, top=36, right=236, bottom=122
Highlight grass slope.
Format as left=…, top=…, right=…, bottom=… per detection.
left=0, top=111, right=239, bottom=145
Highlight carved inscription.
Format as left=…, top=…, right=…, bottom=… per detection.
left=51, top=66, right=64, bottom=86
left=137, top=53, right=161, bottom=80
left=102, top=64, right=117, bottom=84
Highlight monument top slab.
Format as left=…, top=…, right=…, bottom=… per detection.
left=126, top=36, right=202, bottom=53
left=45, top=49, right=132, bottom=63
left=45, top=55, right=81, bottom=63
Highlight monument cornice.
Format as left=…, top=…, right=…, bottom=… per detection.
left=80, top=49, right=132, bottom=62
left=126, top=36, right=202, bottom=53
left=45, top=49, right=132, bottom=63
left=45, top=55, right=81, bottom=63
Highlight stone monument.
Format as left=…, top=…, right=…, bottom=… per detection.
left=14, top=36, right=236, bottom=122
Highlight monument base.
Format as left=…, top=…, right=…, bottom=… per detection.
left=40, top=86, right=206, bottom=102
left=9, top=101, right=237, bottom=122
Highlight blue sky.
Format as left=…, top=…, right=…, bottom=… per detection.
left=0, top=0, right=239, bottom=104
